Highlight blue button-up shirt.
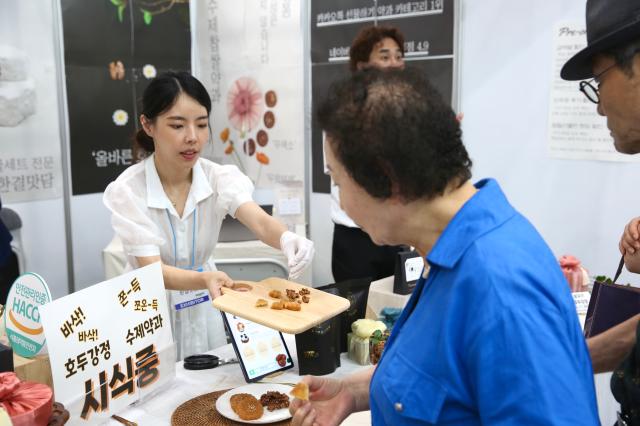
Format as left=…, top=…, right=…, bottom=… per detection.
left=369, top=179, right=599, bottom=425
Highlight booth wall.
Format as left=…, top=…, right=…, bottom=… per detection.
left=8, top=200, right=69, bottom=299
left=460, top=2, right=624, bottom=422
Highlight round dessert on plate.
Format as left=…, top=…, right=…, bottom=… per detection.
left=216, top=383, right=292, bottom=424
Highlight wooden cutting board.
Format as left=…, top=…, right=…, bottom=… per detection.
left=212, top=277, right=350, bottom=334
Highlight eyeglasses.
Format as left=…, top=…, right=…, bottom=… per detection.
left=579, top=63, right=617, bottom=104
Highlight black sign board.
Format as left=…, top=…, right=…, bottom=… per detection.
left=61, top=0, right=191, bottom=195
left=310, top=0, right=457, bottom=193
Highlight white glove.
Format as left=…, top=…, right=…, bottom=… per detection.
left=280, top=231, right=315, bottom=280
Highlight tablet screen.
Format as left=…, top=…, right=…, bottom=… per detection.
left=221, top=311, right=294, bottom=382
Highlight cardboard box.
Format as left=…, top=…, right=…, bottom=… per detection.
left=13, top=353, right=53, bottom=389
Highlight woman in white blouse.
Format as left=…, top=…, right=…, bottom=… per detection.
left=103, top=71, right=314, bottom=359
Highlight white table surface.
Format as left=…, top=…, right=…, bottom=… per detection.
left=106, top=334, right=372, bottom=425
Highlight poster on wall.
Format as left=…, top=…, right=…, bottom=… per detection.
left=195, top=0, right=305, bottom=200
left=310, top=0, right=456, bottom=193
left=61, top=0, right=191, bottom=196
left=0, top=2, right=63, bottom=203
left=547, top=21, right=640, bottom=163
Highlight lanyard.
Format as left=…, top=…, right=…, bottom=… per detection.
left=166, top=208, right=197, bottom=270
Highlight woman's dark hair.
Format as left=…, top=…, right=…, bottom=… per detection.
left=349, top=26, right=405, bottom=72
left=317, top=67, right=472, bottom=201
left=134, top=71, right=212, bottom=157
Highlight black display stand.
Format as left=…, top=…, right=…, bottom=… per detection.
left=393, top=249, right=422, bottom=295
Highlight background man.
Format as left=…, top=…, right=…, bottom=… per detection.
left=329, top=25, right=407, bottom=283
left=562, top=0, right=640, bottom=421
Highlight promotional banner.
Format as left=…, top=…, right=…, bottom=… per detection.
left=195, top=0, right=305, bottom=195
left=547, top=21, right=640, bottom=162
left=61, top=0, right=191, bottom=195
left=40, top=262, right=175, bottom=424
left=310, top=0, right=456, bottom=193
left=0, top=2, right=63, bottom=202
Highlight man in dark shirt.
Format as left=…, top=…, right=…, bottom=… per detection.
left=330, top=25, right=407, bottom=283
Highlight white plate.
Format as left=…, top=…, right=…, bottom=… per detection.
left=216, top=383, right=293, bottom=424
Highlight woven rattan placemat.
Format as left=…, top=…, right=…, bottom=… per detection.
left=171, top=389, right=292, bottom=426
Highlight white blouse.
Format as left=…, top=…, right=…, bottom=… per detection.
left=103, top=154, right=254, bottom=271
left=103, top=154, right=254, bottom=359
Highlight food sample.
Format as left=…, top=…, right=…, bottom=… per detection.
left=299, top=288, right=311, bottom=296
left=48, top=402, right=70, bottom=426
left=260, top=391, right=290, bottom=411
left=302, top=295, right=310, bottom=303
left=230, top=393, right=253, bottom=412
left=290, top=382, right=309, bottom=401
left=271, top=301, right=284, bottom=310
left=255, top=298, right=268, bottom=307
left=231, top=394, right=264, bottom=420
left=268, top=290, right=282, bottom=299
left=284, top=302, right=301, bottom=311
left=285, top=289, right=298, bottom=301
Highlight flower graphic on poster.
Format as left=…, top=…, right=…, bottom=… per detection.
left=112, top=109, right=129, bottom=126
left=220, top=79, right=279, bottom=184
left=227, top=77, right=264, bottom=135
left=142, top=64, right=157, bottom=79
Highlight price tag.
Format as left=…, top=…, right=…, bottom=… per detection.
left=572, top=291, right=591, bottom=315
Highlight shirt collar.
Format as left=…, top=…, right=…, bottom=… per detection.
left=145, top=154, right=214, bottom=217
left=426, top=179, right=516, bottom=269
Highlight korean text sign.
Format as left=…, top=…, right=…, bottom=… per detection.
left=40, top=262, right=175, bottom=423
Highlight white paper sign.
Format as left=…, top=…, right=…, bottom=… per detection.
left=572, top=291, right=591, bottom=315
left=547, top=21, right=640, bottom=163
left=278, top=197, right=302, bottom=216
left=0, top=2, right=64, bottom=202
left=404, top=256, right=423, bottom=282
left=195, top=0, right=305, bottom=190
left=40, top=262, right=175, bottom=424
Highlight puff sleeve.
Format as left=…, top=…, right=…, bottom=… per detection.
left=103, top=180, right=165, bottom=258
left=214, top=165, right=254, bottom=217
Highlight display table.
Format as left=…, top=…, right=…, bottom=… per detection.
left=105, top=334, right=371, bottom=425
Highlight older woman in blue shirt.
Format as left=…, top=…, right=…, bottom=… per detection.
left=289, top=69, right=599, bottom=425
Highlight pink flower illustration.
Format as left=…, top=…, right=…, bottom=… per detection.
left=227, top=77, right=264, bottom=133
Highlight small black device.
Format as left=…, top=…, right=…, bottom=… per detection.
left=221, top=311, right=294, bottom=382
left=393, top=250, right=423, bottom=295
left=183, top=354, right=237, bottom=370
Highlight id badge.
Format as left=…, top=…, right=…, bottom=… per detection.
left=173, top=266, right=208, bottom=311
